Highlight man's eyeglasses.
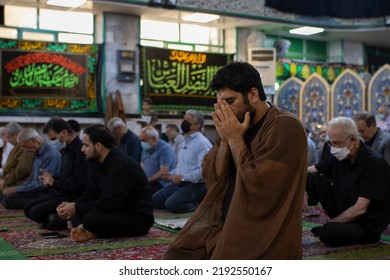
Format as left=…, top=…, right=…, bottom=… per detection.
left=328, top=136, right=351, bottom=148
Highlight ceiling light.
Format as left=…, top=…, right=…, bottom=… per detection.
left=47, top=0, right=86, bottom=8
left=289, top=26, right=324, bottom=36
left=182, top=13, right=220, bottom=23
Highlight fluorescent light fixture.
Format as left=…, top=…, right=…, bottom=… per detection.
left=182, top=13, right=220, bottom=23
left=47, top=0, right=86, bottom=8
left=289, top=26, right=324, bottom=36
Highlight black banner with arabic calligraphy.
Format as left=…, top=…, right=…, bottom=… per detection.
left=141, top=46, right=233, bottom=113
left=1, top=50, right=87, bottom=97
left=0, top=39, right=100, bottom=115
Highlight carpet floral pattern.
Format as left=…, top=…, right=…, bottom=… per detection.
left=1, top=204, right=389, bottom=259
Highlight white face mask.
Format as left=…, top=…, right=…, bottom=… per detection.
left=50, top=139, right=65, bottom=151
left=330, top=145, right=351, bottom=161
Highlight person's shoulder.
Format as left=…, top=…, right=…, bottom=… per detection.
left=43, top=142, right=61, bottom=157
left=308, top=137, right=316, bottom=148
left=379, top=129, right=390, bottom=142
left=362, top=144, right=386, bottom=163
left=195, top=132, right=212, bottom=146
left=69, top=136, right=83, bottom=150
left=125, top=129, right=140, bottom=141
left=159, top=139, right=173, bottom=149
left=267, top=105, right=299, bottom=123
left=110, top=148, right=140, bottom=166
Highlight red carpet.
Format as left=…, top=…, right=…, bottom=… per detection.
left=1, top=204, right=389, bottom=259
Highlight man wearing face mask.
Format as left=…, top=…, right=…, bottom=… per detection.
left=139, top=126, right=176, bottom=194
left=376, top=103, right=390, bottom=132
left=307, top=116, right=390, bottom=247
left=152, top=110, right=212, bottom=213
left=23, top=117, right=89, bottom=230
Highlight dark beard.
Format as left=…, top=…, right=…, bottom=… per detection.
left=85, top=149, right=99, bottom=162
left=237, top=104, right=256, bottom=123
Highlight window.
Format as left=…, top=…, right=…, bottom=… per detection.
left=22, top=31, right=55, bottom=42
left=40, top=9, right=93, bottom=34
left=0, top=27, right=18, bottom=39
left=141, top=19, right=223, bottom=53
left=2, top=5, right=94, bottom=44
left=58, top=33, right=93, bottom=44
left=5, top=5, right=37, bottom=29
left=181, top=24, right=211, bottom=44
left=141, top=20, right=179, bottom=41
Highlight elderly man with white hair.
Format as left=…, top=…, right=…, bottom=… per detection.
left=139, top=126, right=176, bottom=194
left=307, top=116, right=390, bottom=247
left=1, top=128, right=61, bottom=209
left=107, top=117, right=142, bottom=163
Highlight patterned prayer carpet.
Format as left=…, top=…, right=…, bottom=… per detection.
left=1, top=204, right=389, bottom=260
left=302, top=207, right=390, bottom=260
left=0, top=206, right=177, bottom=260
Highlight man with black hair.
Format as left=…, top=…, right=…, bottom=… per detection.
left=354, top=111, right=390, bottom=165
left=164, top=61, right=307, bottom=259
left=67, top=119, right=82, bottom=138
left=165, top=123, right=184, bottom=158
left=57, top=124, right=153, bottom=242
left=23, top=117, right=89, bottom=230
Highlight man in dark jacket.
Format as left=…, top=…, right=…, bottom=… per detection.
left=24, top=117, right=89, bottom=229
left=57, top=124, right=153, bottom=242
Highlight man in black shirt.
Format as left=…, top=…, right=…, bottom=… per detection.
left=57, top=125, right=153, bottom=242
left=307, top=116, right=390, bottom=247
left=24, top=117, right=89, bottom=230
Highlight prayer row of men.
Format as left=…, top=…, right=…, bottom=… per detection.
left=0, top=61, right=389, bottom=259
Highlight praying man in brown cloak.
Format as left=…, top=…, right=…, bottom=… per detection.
left=164, top=61, right=308, bottom=259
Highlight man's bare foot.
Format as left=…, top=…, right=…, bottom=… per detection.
left=70, top=225, right=96, bottom=242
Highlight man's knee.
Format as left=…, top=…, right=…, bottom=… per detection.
left=2, top=196, right=19, bottom=209
left=152, top=194, right=166, bottom=209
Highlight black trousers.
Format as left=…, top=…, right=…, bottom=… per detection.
left=70, top=209, right=154, bottom=238
left=307, top=173, right=381, bottom=246
left=2, top=190, right=49, bottom=210
left=24, top=192, right=80, bottom=224
left=318, top=222, right=380, bottom=247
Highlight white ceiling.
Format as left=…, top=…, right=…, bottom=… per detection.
left=2, top=0, right=390, bottom=49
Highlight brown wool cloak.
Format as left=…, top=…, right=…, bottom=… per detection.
left=164, top=105, right=308, bottom=260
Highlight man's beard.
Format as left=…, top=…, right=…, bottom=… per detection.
left=85, top=148, right=99, bottom=162
left=237, top=104, right=256, bottom=123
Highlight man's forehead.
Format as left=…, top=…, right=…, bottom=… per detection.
left=46, top=129, right=59, bottom=137
left=356, top=120, right=368, bottom=128
left=184, top=114, right=194, bottom=120
left=216, top=89, right=238, bottom=99
left=328, top=126, right=343, bottom=137
left=20, top=138, right=33, bottom=145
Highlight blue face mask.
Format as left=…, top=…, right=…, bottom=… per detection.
left=141, top=141, right=151, bottom=151
left=50, top=139, right=65, bottom=150
left=376, top=113, right=385, bottom=120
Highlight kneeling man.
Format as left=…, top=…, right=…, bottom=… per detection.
left=307, top=116, right=390, bottom=247
left=57, top=125, right=154, bottom=242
